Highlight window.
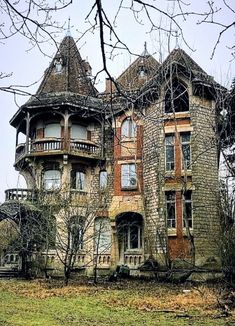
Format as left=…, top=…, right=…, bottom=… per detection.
left=124, top=223, right=142, bottom=250
left=70, top=216, right=84, bottom=250
left=71, top=171, right=85, bottom=191
left=99, top=170, right=107, bottom=189
left=54, top=58, right=63, bottom=73
left=165, top=80, right=189, bottom=113
left=44, top=123, right=61, bottom=138
left=94, top=217, right=111, bottom=254
left=166, top=192, right=176, bottom=228
left=121, top=164, right=137, bottom=189
left=183, top=191, right=193, bottom=228
left=71, top=124, right=87, bottom=140
left=43, top=170, right=61, bottom=190
left=121, top=117, right=136, bottom=138
left=165, top=134, right=175, bottom=171
left=181, top=132, right=191, bottom=170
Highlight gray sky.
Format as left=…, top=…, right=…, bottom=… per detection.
left=0, top=0, right=234, bottom=202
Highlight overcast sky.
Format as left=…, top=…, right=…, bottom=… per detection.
left=0, top=0, right=234, bottom=202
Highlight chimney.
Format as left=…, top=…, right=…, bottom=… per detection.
left=105, top=77, right=116, bottom=93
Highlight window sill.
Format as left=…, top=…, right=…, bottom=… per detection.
left=121, top=186, right=138, bottom=191
left=167, top=228, right=177, bottom=236
left=164, top=112, right=190, bottom=119
left=183, top=228, right=193, bottom=236
left=124, top=249, right=143, bottom=254
left=121, top=137, right=136, bottom=142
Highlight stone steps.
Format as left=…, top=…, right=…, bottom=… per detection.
left=0, top=267, right=19, bottom=278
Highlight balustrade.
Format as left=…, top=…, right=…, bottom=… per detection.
left=124, top=254, right=142, bottom=267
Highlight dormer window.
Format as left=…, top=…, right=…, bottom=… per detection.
left=139, top=65, right=148, bottom=78
left=54, top=58, right=63, bottom=73
left=165, top=80, right=189, bottom=113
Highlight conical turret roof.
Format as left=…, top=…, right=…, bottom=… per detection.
left=37, top=35, right=97, bottom=96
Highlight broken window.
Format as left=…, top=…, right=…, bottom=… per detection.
left=165, top=134, right=175, bottom=171
left=165, top=80, right=189, bottom=113
left=121, top=117, right=137, bottom=138
left=121, top=164, right=137, bottom=189
left=166, top=191, right=176, bottom=228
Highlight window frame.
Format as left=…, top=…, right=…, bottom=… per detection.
left=71, top=170, right=86, bottom=191
left=121, top=163, right=137, bottom=190
left=181, top=132, right=191, bottom=171
left=165, top=191, right=176, bottom=229
left=165, top=134, right=175, bottom=172
left=121, top=117, right=137, bottom=139
left=94, top=217, right=111, bottom=254
left=124, top=222, right=143, bottom=251
left=44, top=123, right=61, bottom=138
left=71, top=124, right=87, bottom=140
left=43, top=169, right=61, bottom=191
left=69, top=216, right=84, bottom=251
left=164, top=80, right=189, bottom=114
left=99, top=170, right=108, bottom=190
left=182, top=191, right=193, bottom=229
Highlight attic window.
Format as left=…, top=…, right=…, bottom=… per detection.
left=54, top=58, right=63, bottom=73
left=165, top=80, right=189, bottom=113
left=139, top=65, right=148, bottom=78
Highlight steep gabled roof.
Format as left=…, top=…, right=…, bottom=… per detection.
left=116, top=46, right=160, bottom=91
left=37, top=35, right=97, bottom=97
left=138, top=48, right=221, bottom=100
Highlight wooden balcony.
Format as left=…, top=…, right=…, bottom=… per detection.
left=15, top=138, right=102, bottom=164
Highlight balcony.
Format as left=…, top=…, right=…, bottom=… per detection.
left=15, top=138, right=102, bottom=164
left=5, top=188, right=37, bottom=201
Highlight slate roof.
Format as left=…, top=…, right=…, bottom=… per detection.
left=37, top=35, right=97, bottom=97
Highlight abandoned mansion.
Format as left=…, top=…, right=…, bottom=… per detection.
left=0, top=34, right=226, bottom=277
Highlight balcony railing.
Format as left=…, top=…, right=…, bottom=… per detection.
left=15, top=138, right=101, bottom=163
left=5, top=188, right=37, bottom=201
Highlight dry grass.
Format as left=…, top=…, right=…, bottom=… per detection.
left=0, top=278, right=234, bottom=325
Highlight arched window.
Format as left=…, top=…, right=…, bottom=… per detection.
left=43, top=169, right=61, bottom=190
left=94, top=217, right=111, bottom=253
left=165, top=80, right=189, bottom=113
left=121, top=117, right=137, bottom=138
left=99, top=170, right=107, bottom=189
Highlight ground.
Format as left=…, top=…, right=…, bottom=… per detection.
left=0, top=279, right=234, bottom=325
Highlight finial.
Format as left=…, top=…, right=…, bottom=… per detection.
left=141, top=41, right=149, bottom=57
left=174, top=30, right=179, bottom=48
left=66, top=17, right=71, bottom=36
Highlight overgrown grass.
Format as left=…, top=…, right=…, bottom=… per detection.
left=0, top=279, right=234, bottom=325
